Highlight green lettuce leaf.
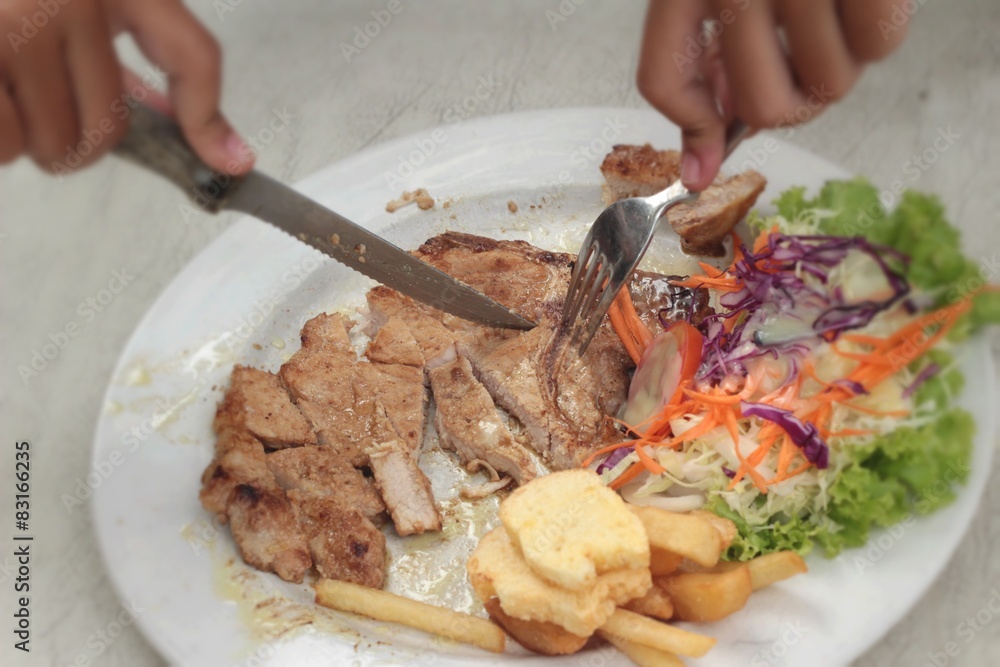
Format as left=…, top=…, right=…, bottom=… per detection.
left=715, top=407, right=975, bottom=560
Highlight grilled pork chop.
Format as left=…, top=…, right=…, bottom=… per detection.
left=280, top=311, right=441, bottom=536
left=279, top=313, right=372, bottom=466
left=200, top=430, right=312, bottom=583
left=601, top=144, right=766, bottom=256
left=410, top=232, right=634, bottom=470
left=365, top=317, right=424, bottom=367
left=266, top=446, right=385, bottom=523
left=214, top=366, right=316, bottom=449
left=366, top=287, right=458, bottom=368
left=415, top=233, right=572, bottom=321
left=429, top=355, right=539, bottom=486
left=289, top=490, right=387, bottom=588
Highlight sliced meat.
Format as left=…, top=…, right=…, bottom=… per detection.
left=279, top=313, right=372, bottom=466
left=366, top=287, right=457, bottom=367
left=228, top=483, right=313, bottom=583
left=456, top=317, right=629, bottom=470
left=600, top=144, right=681, bottom=203
left=414, top=232, right=572, bottom=321
left=356, top=362, right=426, bottom=459
left=214, top=365, right=316, bottom=449
left=429, top=355, right=538, bottom=486
left=600, top=144, right=766, bottom=256
left=266, top=446, right=385, bottom=523
left=364, top=317, right=424, bottom=367
left=670, top=171, right=767, bottom=256
left=200, top=430, right=312, bottom=583
left=397, top=233, right=633, bottom=470
left=199, top=429, right=272, bottom=517
left=289, top=490, right=386, bottom=588
left=368, top=434, right=441, bottom=536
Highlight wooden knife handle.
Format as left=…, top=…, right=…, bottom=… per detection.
left=113, top=102, right=245, bottom=213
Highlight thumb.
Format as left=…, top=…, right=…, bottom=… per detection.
left=123, top=1, right=254, bottom=175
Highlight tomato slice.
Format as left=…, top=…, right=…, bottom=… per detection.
left=622, top=321, right=704, bottom=426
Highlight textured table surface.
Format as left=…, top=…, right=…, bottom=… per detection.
left=1, top=1, right=998, bottom=665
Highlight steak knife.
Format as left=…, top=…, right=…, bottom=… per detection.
left=113, top=104, right=535, bottom=330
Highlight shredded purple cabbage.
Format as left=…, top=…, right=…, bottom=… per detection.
left=902, top=362, right=940, bottom=399
left=740, top=401, right=830, bottom=469
left=597, top=446, right=634, bottom=474
left=680, top=233, right=911, bottom=387
left=722, top=466, right=736, bottom=479
left=833, top=379, right=868, bottom=396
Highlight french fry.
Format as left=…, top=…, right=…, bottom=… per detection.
left=483, top=598, right=587, bottom=656
left=600, top=608, right=716, bottom=658
left=649, top=546, right=684, bottom=576
left=744, top=551, right=808, bottom=590
left=628, top=505, right=723, bottom=567
left=599, top=630, right=685, bottom=667
left=690, top=510, right=737, bottom=550
left=623, top=581, right=674, bottom=621
left=661, top=566, right=753, bottom=622
left=314, top=579, right=505, bottom=653
left=681, top=551, right=808, bottom=590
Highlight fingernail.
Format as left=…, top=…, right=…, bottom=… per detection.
left=681, top=152, right=701, bottom=187
left=224, top=131, right=252, bottom=163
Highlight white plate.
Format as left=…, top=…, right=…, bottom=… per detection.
left=91, top=108, right=996, bottom=667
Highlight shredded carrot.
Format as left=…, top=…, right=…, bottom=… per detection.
left=730, top=231, right=746, bottom=266
left=697, top=261, right=726, bottom=279
left=683, top=387, right=743, bottom=404
left=609, top=461, right=645, bottom=490
left=607, top=289, right=651, bottom=365
left=634, top=444, right=665, bottom=475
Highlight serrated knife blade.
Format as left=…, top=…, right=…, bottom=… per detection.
left=113, top=104, right=534, bottom=330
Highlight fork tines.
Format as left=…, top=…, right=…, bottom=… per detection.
left=561, top=239, right=619, bottom=355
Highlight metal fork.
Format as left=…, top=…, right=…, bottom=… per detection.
left=561, top=120, right=750, bottom=355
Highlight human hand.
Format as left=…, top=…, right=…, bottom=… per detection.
left=638, top=0, right=910, bottom=190
left=0, top=0, right=253, bottom=174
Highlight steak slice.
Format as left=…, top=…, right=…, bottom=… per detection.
left=600, top=143, right=681, bottom=202
left=364, top=317, right=424, bottom=367
left=228, top=483, right=313, bottom=584
left=429, top=355, right=538, bottom=486
left=200, top=429, right=272, bottom=517
left=456, top=318, right=629, bottom=471
left=356, top=362, right=426, bottom=460
left=669, top=171, right=767, bottom=256
left=279, top=313, right=372, bottom=466
left=601, top=144, right=766, bottom=256
left=266, top=447, right=385, bottom=524
left=368, top=435, right=442, bottom=536
left=214, top=365, right=316, bottom=449
left=288, top=490, right=386, bottom=588
left=414, top=232, right=573, bottom=320
left=398, top=233, right=633, bottom=470
left=200, top=430, right=312, bottom=583
left=366, top=287, right=457, bottom=368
